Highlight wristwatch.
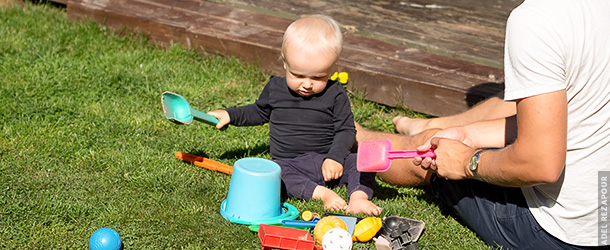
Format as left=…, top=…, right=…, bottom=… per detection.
left=469, top=150, right=484, bottom=181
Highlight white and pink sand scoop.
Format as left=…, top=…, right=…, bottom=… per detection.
left=357, top=140, right=435, bottom=172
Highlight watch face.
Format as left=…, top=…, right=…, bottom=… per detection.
left=469, top=156, right=477, bottom=171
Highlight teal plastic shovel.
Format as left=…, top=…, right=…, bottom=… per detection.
left=161, top=91, right=219, bottom=126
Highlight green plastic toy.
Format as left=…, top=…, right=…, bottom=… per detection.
left=161, top=91, right=219, bottom=126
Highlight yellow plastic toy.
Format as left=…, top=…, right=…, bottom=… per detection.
left=352, top=217, right=383, bottom=242
left=313, top=216, right=348, bottom=244
left=301, top=211, right=321, bottom=221
left=330, top=72, right=349, bottom=85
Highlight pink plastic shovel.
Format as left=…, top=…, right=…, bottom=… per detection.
left=357, top=140, right=435, bottom=172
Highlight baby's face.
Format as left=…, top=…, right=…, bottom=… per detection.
left=283, top=45, right=336, bottom=97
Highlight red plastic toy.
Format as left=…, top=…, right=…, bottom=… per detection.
left=258, top=224, right=316, bottom=250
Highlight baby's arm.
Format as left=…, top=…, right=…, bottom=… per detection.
left=322, top=158, right=343, bottom=182
left=325, top=84, right=356, bottom=176
left=206, top=78, right=274, bottom=130
left=207, top=110, right=230, bottom=130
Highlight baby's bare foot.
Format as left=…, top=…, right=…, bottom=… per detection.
left=392, top=116, right=430, bottom=135
left=346, top=198, right=382, bottom=215
left=346, top=191, right=382, bottom=215
left=313, top=186, right=347, bottom=211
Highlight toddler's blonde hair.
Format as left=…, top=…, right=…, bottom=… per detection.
left=281, top=14, right=343, bottom=63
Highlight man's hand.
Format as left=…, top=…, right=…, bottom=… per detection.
left=322, top=158, right=343, bottom=182
left=416, top=126, right=475, bottom=152
left=417, top=137, right=476, bottom=180
left=413, top=126, right=477, bottom=180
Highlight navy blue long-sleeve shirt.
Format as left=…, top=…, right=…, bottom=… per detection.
left=225, top=76, right=356, bottom=165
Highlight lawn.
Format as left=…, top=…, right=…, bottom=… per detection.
left=0, top=2, right=487, bottom=249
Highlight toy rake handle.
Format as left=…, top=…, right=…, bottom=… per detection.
left=190, top=109, right=220, bottom=126
left=174, top=152, right=233, bottom=175
left=388, top=149, right=435, bottom=159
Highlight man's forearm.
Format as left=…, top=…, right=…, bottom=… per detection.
left=463, top=116, right=516, bottom=149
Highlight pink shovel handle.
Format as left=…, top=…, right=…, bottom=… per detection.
left=388, top=149, right=435, bottom=159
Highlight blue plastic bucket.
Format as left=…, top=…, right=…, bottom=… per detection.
left=220, top=158, right=282, bottom=222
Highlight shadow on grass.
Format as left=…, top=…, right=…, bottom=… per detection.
left=408, top=185, right=486, bottom=243
left=217, top=143, right=270, bottom=159
left=185, top=143, right=270, bottom=161
left=374, top=182, right=457, bottom=222
left=372, top=182, right=401, bottom=200
left=411, top=186, right=456, bottom=217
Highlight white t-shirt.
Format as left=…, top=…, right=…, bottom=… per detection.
left=503, top=0, right=610, bottom=246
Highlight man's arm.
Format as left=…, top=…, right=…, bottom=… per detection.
left=478, top=90, right=566, bottom=186
left=419, top=90, right=567, bottom=187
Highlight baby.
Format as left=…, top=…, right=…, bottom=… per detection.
left=208, top=14, right=382, bottom=215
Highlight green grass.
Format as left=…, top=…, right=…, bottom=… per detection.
left=0, top=3, right=487, bottom=249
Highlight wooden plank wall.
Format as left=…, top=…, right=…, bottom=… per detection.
left=208, top=0, right=522, bottom=68
left=65, top=0, right=504, bottom=116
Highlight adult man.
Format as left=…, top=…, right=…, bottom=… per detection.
left=358, top=0, right=610, bottom=248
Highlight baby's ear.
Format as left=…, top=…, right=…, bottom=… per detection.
left=281, top=53, right=287, bottom=70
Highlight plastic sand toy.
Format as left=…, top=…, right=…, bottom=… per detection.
left=282, top=220, right=318, bottom=229
left=258, top=224, right=315, bottom=250
left=89, top=228, right=122, bottom=250
left=322, top=228, right=352, bottom=250
left=357, top=140, right=435, bottom=172
left=352, top=217, right=382, bottom=242
left=378, top=216, right=425, bottom=250
left=220, top=158, right=299, bottom=227
left=301, top=211, right=321, bottom=222
left=174, top=151, right=233, bottom=175
left=313, top=216, right=348, bottom=245
left=161, top=91, right=219, bottom=126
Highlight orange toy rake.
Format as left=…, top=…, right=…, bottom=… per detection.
left=174, top=151, right=233, bottom=175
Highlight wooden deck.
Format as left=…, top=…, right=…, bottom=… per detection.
left=65, top=0, right=516, bottom=116
left=208, top=0, right=522, bottom=68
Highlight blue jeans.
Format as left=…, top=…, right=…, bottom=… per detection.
left=430, top=174, right=605, bottom=249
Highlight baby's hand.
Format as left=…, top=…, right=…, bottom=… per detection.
left=207, top=109, right=230, bottom=130
left=322, top=158, right=343, bottom=182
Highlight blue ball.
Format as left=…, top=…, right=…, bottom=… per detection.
left=89, top=228, right=122, bottom=250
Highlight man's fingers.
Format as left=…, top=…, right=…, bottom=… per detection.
left=429, top=137, right=442, bottom=147
left=416, top=140, right=432, bottom=152
left=413, top=156, right=423, bottom=165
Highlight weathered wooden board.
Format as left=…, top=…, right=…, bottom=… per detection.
left=67, top=0, right=290, bottom=77
left=66, top=0, right=504, bottom=116
left=207, top=0, right=523, bottom=68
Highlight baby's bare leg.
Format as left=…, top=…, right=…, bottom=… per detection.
left=312, top=186, right=347, bottom=211
left=346, top=190, right=382, bottom=215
